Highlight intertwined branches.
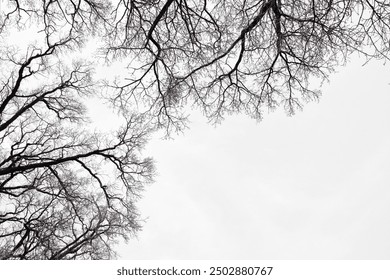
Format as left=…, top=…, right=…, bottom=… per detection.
left=0, top=0, right=154, bottom=259
left=107, top=0, right=390, bottom=132
left=1, top=0, right=389, bottom=259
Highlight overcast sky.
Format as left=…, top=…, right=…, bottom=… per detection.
left=93, top=55, right=390, bottom=260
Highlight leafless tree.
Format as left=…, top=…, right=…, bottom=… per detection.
left=0, top=1, right=153, bottom=259
left=1, top=0, right=390, bottom=259
left=106, top=0, right=390, bottom=133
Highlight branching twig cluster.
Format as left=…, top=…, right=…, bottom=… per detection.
left=1, top=0, right=389, bottom=259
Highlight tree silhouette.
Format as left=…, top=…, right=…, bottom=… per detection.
left=107, top=0, right=390, bottom=132
left=0, top=0, right=153, bottom=259
left=1, top=0, right=389, bottom=259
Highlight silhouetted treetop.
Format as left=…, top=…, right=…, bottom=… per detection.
left=1, top=0, right=389, bottom=259
left=106, top=0, right=390, bottom=132
left=0, top=0, right=154, bottom=259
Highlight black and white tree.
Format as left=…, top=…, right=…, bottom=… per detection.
left=1, top=0, right=389, bottom=259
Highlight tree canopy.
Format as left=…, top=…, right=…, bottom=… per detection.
left=1, top=0, right=389, bottom=259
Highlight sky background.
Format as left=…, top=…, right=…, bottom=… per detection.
left=91, top=55, right=390, bottom=259
left=3, top=2, right=390, bottom=262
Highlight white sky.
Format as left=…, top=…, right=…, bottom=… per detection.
left=108, top=56, right=390, bottom=259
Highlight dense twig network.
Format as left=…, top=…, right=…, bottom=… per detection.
left=0, top=0, right=389, bottom=259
